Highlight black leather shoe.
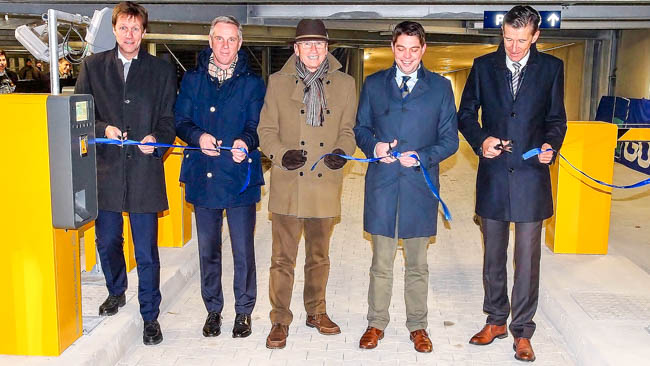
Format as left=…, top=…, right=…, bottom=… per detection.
left=203, top=312, right=222, bottom=337
left=98, top=293, right=126, bottom=316
left=232, top=313, right=252, bottom=338
left=143, top=320, right=163, bottom=345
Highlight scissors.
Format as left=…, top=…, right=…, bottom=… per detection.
left=494, top=139, right=513, bottom=153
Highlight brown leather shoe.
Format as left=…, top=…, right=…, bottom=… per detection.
left=359, top=327, right=384, bottom=349
left=513, top=337, right=536, bottom=362
left=409, top=329, right=433, bottom=353
left=266, top=323, right=289, bottom=349
left=469, top=324, right=508, bottom=345
left=306, top=313, right=341, bottom=335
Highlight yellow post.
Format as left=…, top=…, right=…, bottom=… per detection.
left=158, top=141, right=193, bottom=247
left=545, top=121, right=618, bottom=254
left=0, top=94, right=82, bottom=355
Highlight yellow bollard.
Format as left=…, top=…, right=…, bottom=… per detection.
left=545, top=121, right=618, bottom=254
left=157, top=140, right=193, bottom=247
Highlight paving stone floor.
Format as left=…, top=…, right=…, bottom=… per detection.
left=116, top=144, right=576, bottom=366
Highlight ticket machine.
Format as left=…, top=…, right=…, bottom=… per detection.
left=0, top=94, right=97, bottom=356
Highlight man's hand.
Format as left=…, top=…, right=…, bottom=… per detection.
left=481, top=136, right=511, bottom=159
left=398, top=150, right=419, bottom=167
left=538, top=143, right=554, bottom=164
left=324, top=148, right=347, bottom=170
left=105, top=125, right=126, bottom=140
left=375, top=139, right=398, bottom=164
left=232, top=139, right=248, bottom=163
left=281, top=149, right=307, bottom=170
left=138, top=135, right=156, bottom=154
left=199, top=133, right=221, bottom=157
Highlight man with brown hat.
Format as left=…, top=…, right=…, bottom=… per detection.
left=258, top=18, right=357, bottom=349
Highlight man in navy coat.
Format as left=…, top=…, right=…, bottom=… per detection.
left=355, top=21, right=458, bottom=353
left=175, top=16, right=265, bottom=339
left=458, top=5, right=567, bottom=362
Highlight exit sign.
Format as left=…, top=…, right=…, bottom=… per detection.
left=483, top=11, right=562, bottom=29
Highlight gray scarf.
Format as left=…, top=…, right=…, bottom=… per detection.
left=296, top=57, right=329, bottom=127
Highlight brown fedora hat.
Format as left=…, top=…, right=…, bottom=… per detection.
left=294, top=19, right=329, bottom=42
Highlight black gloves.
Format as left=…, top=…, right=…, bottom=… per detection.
left=282, top=149, right=307, bottom=170
left=324, top=148, right=347, bottom=170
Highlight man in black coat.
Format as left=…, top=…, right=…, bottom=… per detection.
left=458, top=5, right=567, bottom=362
left=75, top=1, right=176, bottom=345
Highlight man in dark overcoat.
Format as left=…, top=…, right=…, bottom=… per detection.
left=75, top=1, right=176, bottom=345
left=175, top=15, right=265, bottom=339
left=354, top=21, right=458, bottom=353
left=458, top=5, right=567, bottom=362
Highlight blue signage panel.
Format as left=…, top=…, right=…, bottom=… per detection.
left=483, top=10, right=561, bottom=29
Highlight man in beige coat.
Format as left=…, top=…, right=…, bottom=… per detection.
left=258, top=19, right=357, bottom=349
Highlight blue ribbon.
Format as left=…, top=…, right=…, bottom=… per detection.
left=311, top=151, right=452, bottom=221
left=91, top=138, right=252, bottom=193
left=522, top=147, right=650, bottom=189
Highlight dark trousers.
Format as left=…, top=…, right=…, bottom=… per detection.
left=269, top=213, right=334, bottom=325
left=195, top=204, right=257, bottom=315
left=95, top=209, right=161, bottom=321
left=481, top=217, right=542, bottom=339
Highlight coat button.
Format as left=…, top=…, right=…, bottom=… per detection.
left=124, top=99, right=130, bottom=104
left=326, top=80, right=331, bottom=85
left=509, top=168, right=514, bottom=173
left=185, top=154, right=190, bottom=158
left=207, top=172, right=213, bottom=178
left=300, top=109, right=305, bottom=114
left=511, top=112, right=516, bottom=117
left=270, top=154, right=274, bottom=159
left=295, top=80, right=299, bottom=84
left=126, top=153, right=132, bottom=158
left=319, top=142, right=324, bottom=147
left=300, top=141, right=305, bottom=145
left=318, top=173, right=322, bottom=177
left=210, top=106, right=216, bottom=112
left=299, top=172, right=304, bottom=176
left=326, top=109, right=330, bottom=114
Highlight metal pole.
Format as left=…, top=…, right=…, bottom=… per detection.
left=48, top=9, right=60, bottom=95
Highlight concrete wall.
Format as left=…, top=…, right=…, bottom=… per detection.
left=615, top=30, right=650, bottom=99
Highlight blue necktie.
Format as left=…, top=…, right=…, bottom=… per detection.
left=400, top=76, right=411, bottom=98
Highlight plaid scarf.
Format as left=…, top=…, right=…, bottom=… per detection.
left=208, top=53, right=237, bottom=83
left=296, top=57, right=329, bottom=127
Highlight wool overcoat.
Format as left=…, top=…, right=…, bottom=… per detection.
left=175, top=49, right=265, bottom=209
left=457, top=43, right=567, bottom=222
left=75, top=46, right=177, bottom=213
left=258, top=54, right=357, bottom=218
left=355, top=64, right=459, bottom=239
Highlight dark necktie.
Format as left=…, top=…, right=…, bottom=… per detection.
left=512, top=61, right=521, bottom=95
left=400, top=76, right=411, bottom=98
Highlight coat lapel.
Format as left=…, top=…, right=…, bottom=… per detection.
left=492, top=43, right=515, bottom=103
left=386, top=65, right=402, bottom=102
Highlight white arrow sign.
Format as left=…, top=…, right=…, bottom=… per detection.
left=547, top=13, right=560, bottom=27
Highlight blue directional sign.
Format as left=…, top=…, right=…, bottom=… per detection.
left=483, top=10, right=561, bottom=29
left=539, top=11, right=561, bottom=28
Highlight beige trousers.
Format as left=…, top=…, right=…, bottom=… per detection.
left=269, top=213, right=334, bottom=325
